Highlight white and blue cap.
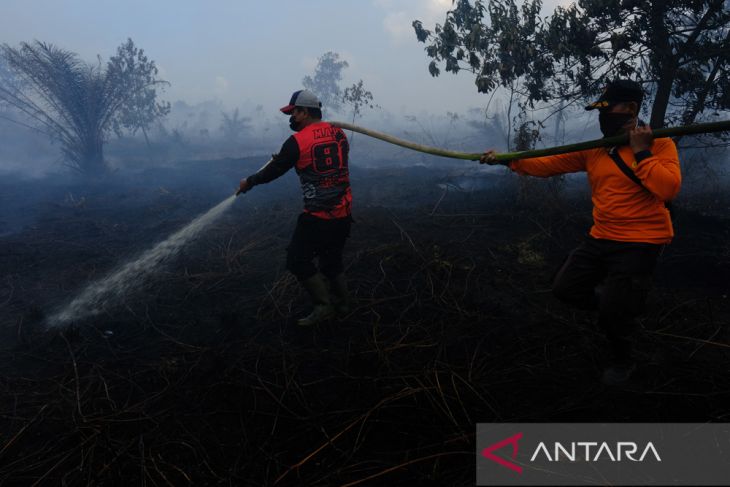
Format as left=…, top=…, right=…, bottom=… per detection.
left=280, top=89, right=322, bottom=114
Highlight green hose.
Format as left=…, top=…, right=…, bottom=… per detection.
left=330, top=119, right=730, bottom=162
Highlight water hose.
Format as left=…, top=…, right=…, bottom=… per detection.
left=330, top=120, right=730, bottom=162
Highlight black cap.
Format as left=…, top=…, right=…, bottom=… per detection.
left=585, top=79, right=643, bottom=111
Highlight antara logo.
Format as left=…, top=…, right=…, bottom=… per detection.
left=481, top=432, right=524, bottom=474
left=482, top=433, right=662, bottom=474
left=530, top=441, right=662, bottom=462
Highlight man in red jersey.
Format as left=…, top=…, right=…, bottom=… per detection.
left=238, top=90, right=352, bottom=326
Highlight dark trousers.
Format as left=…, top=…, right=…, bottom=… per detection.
left=286, top=213, right=351, bottom=281
left=552, top=236, right=662, bottom=360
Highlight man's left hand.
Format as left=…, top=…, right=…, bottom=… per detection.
left=479, top=149, right=499, bottom=165
left=628, top=125, right=653, bottom=153
left=236, top=178, right=251, bottom=196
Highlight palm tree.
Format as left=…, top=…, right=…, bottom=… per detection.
left=0, top=39, right=169, bottom=174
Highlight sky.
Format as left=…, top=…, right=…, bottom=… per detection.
left=0, top=0, right=568, bottom=116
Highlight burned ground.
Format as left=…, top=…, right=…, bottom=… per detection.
left=0, top=158, right=728, bottom=486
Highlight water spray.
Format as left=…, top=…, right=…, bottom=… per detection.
left=47, top=195, right=238, bottom=328
left=48, top=158, right=280, bottom=328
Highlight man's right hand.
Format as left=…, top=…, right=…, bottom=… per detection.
left=236, top=178, right=251, bottom=196
left=479, top=150, right=499, bottom=165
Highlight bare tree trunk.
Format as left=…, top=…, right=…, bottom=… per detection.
left=647, top=2, right=676, bottom=129
left=142, top=125, right=151, bottom=149
left=78, top=135, right=106, bottom=175
left=553, top=99, right=565, bottom=144
left=650, top=73, right=674, bottom=129
left=681, top=60, right=722, bottom=127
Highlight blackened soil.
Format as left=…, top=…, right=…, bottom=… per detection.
left=0, top=160, right=728, bottom=486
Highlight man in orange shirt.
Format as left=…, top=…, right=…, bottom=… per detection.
left=481, top=80, right=681, bottom=385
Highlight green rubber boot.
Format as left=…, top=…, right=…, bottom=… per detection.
left=329, top=273, right=351, bottom=317
left=297, top=273, right=334, bottom=326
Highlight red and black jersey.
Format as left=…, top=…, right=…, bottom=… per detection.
left=247, top=121, right=351, bottom=220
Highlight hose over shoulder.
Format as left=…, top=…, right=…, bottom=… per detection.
left=329, top=120, right=730, bottom=162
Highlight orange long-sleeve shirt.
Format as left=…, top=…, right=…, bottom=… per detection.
left=509, top=138, right=681, bottom=244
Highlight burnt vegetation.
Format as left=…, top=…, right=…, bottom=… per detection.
left=0, top=158, right=728, bottom=485
left=0, top=6, right=729, bottom=483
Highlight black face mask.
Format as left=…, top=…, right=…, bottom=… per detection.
left=598, top=112, right=635, bottom=137
left=289, top=115, right=301, bottom=132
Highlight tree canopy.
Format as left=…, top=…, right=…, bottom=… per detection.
left=0, top=39, right=169, bottom=174
left=302, top=51, right=349, bottom=112
left=343, top=80, right=377, bottom=123
left=108, top=39, right=171, bottom=143
left=413, top=0, right=730, bottom=129
left=219, top=108, right=250, bottom=147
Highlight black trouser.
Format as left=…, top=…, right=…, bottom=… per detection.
left=552, top=236, right=663, bottom=360
left=286, top=213, right=351, bottom=281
